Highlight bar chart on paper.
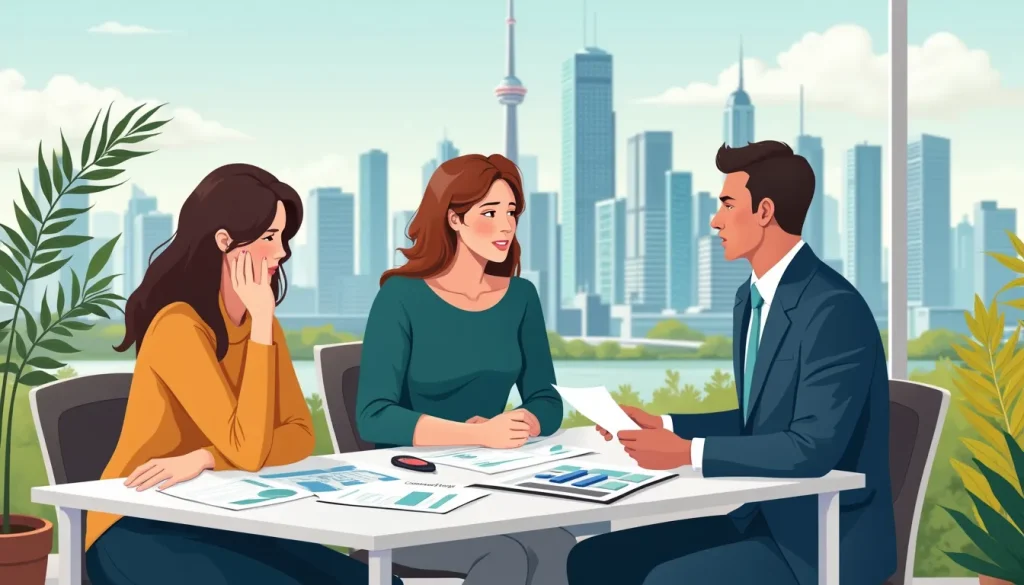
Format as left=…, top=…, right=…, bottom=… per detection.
left=319, top=481, right=489, bottom=514
left=424, top=443, right=592, bottom=474
left=471, top=461, right=677, bottom=503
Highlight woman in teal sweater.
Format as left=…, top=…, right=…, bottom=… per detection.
left=356, top=154, right=575, bottom=585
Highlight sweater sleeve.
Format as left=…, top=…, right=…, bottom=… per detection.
left=516, top=281, right=563, bottom=436
left=355, top=280, right=422, bottom=446
left=148, top=311, right=277, bottom=472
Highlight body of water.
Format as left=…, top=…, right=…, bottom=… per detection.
left=63, top=359, right=939, bottom=406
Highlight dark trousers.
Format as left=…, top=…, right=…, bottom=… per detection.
left=86, top=517, right=403, bottom=585
left=567, top=513, right=800, bottom=585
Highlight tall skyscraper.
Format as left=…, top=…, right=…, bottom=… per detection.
left=692, top=190, right=716, bottom=304
left=133, top=211, right=173, bottom=282
left=845, top=144, right=884, bottom=313
left=308, top=187, right=354, bottom=315
left=524, top=192, right=559, bottom=324
left=697, top=234, right=749, bottom=312
left=518, top=155, right=538, bottom=198
left=974, top=201, right=1019, bottom=321
left=796, top=86, right=824, bottom=256
left=823, top=194, right=841, bottom=260
left=953, top=215, right=974, bottom=308
left=595, top=198, right=625, bottom=306
left=907, top=134, right=952, bottom=307
left=391, top=210, right=416, bottom=268
left=515, top=154, right=539, bottom=267
left=667, top=171, right=694, bottom=312
left=624, top=131, right=672, bottom=309
left=723, top=41, right=754, bottom=148
left=495, top=0, right=525, bottom=164
left=561, top=44, right=615, bottom=303
left=421, top=136, right=460, bottom=193
left=124, top=185, right=157, bottom=294
left=90, top=211, right=123, bottom=296
left=358, top=149, right=389, bottom=278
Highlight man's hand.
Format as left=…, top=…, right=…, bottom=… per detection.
left=617, top=429, right=692, bottom=470
left=595, top=405, right=663, bottom=440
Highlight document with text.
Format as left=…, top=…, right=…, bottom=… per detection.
left=259, top=462, right=401, bottom=494
left=318, top=480, right=489, bottom=514
left=424, top=442, right=592, bottom=474
left=551, top=384, right=641, bottom=436
left=159, top=473, right=314, bottom=511
left=471, top=460, right=676, bottom=504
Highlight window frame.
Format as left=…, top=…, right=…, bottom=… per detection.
left=887, top=0, right=909, bottom=379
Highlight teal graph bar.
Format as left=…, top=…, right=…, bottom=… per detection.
left=395, top=491, right=432, bottom=507
left=429, top=494, right=457, bottom=509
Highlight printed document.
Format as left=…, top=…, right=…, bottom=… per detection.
left=551, top=384, right=641, bottom=435
left=471, top=460, right=676, bottom=504
left=319, top=480, right=488, bottom=514
left=259, top=462, right=400, bottom=494
left=159, top=473, right=313, bottom=511
left=424, top=442, right=592, bottom=474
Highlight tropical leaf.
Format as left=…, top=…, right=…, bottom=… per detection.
left=40, top=295, right=51, bottom=329
left=110, top=103, right=146, bottom=143
left=39, top=234, right=91, bottom=251
left=135, top=120, right=170, bottom=133
left=0, top=361, right=17, bottom=374
left=0, top=267, right=18, bottom=296
left=27, top=356, right=64, bottom=370
left=60, top=130, right=73, bottom=179
left=962, top=438, right=1016, bottom=487
left=1006, top=298, right=1024, bottom=311
left=61, top=320, right=92, bottom=331
left=57, top=285, right=65, bottom=315
left=0, top=291, right=17, bottom=306
left=1009, top=231, right=1024, bottom=260
left=965, top=489, right=1024, bottom=569
left=43, top=219, right=77, bottom=235
left=954, top=344, right=993, bottom=379
left=116, top=133, right=160, bottom=144
left=80, top=168, right=124, bottom=181
left=0, top=318, right=10, bottom=331
left=81, top=108, right=101, bottom=168
left=21, top=308, right=37, bottom=342
left=943, top=502, right=1024, bottom=575
left=38, top=338, right=78, bottom=354
left=49, top=205, right=93, bottom=220
left=33, top=250, right=60, bottom=265
left=19, top=170, right=41, bottom=222
left=974, top=446, right=1024, bottom=533
left=990, top=251, right=1024, bottom=274
left=85, top=303, right=111, bottom=319
left=51, top=326, right=71, bottom=337
left=37, top=143, right=52, bottom=202
left=951, top=458, right=1002, bottom=514
left=996, top=325, right=1021, bottom=371
left=29, top=257, right=71, bottom=280
left=18, top=370, right=58, bottom=387
left=14, top=204, right=38, bottom=246
left=962, top=406, right=1015, bottom=461
left=0, top=249, right=22, bottom=284
left=954, top=379, right=1002, bottom=419
left=965, top=311, right=986, bottom=346
left=67, top=180, right=127, bottom=195
left=51, top=150, right=64, bottom=193
left=86, top=273, right=120, bottom=296
left=0, top=223, right=31, bottom=258
left=14, top=331, right=27, bottom=360
left=995, top=277, right=1024, bottom=300
left=943, top=550, right=1020, bottom=583
left=71, top=272, right=81, bottom=307
left=130, top=102, right=167, bottom=132
left=96, top=103, right=113, bottom=157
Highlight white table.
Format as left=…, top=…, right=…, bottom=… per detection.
left=33, top=427, right=863, bottom=585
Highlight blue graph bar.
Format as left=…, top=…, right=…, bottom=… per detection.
left=572, top=474, right=608, bottom=487
left=549, top=469, right=588, bottom=484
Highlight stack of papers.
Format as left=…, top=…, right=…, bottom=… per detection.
left=424, top=442, right=592, bottom=474
left=159, top=474, right=314, bottom=511
left=319, top=480, right=488, bottom=514
left=471, top=461, right=676, bottom=504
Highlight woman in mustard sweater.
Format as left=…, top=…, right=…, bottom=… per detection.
left=86, top=164, right=402, bottom=585
left=356, top=154, right=576, bottom=585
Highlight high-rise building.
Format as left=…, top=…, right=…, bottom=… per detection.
left=624, top=131, right=672, bottom=309
left=692, top=190, right=717, bottom=305
left=90, top=211, right=123, bottom=297
left=391, top=210, right=416, bottom=268
left=421, top=136, right=461, bottom=193
left=697, top=234, right=749, bottom=312
left=953, top=215, right=974, bottom=309
left=974, top=201, right=1019, bottom=321
left=907, top=134, right=951, bottom=307
left=667, top=171, right=693, bottom=312
left=845, top=143, right=884, bottom=314
left=723, top=41, right=754, bottom=148
left=133, top=211, right=173, bottom=281
left=308, top=187, right=354, bottom=315
left=561, top=44, right=614, bottom=303
left=358, top=149, right=389, bottom=279
left=823, top=194, right=841, bottom=260
left=495, top=0, right=525, bottom=164
left=124, top=185, right=158, bottom=294
left=595, top=198, right=625, bottom=306
left=519, top=155, right=538, bottom=199
left=515, top=154, right=539, bottom=267
left=523, top=192, right=559, bottom=325
left=795, top=86, right=824, bottom=256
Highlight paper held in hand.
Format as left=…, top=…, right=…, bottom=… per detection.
left=551, top=384, right=641, bottom=436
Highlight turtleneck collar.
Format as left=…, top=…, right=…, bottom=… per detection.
left=218, top=293, right=252, bottom=344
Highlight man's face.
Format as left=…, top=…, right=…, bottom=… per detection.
left=710, top=171, right=764, bottom=261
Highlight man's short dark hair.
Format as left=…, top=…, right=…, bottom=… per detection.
left=715, top=140, right=815, bottom=236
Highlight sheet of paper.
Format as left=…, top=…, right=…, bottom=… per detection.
left=258, top=462, right=400, bottom=494
left=551, top=384, right=641, bottom=435
left=159, top=473, right=314, bottom=511
left=471, top=460, right=676, bottom=504
left=319, top=480, right=488, bottom=514
left=424, top=442, right=592, bottom=474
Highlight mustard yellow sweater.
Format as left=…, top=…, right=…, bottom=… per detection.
left=85, top=299, right=315, bottom=550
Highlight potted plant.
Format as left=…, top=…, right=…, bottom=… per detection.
left=942, top=231, right=1024, bottom=585
left=0, top=102, right=170, bottom=584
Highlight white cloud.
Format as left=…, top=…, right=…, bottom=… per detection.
left=88, top=21, right=165, bottom=35
left=0, top=69, right=247, bottom=161
left=637, top=25, right=1024, bottom=119
left=278, top=154, right=358, bottom=199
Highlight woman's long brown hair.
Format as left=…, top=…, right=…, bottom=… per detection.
left=380, top=153, right=525, bottom=286
left=115, top=163, right=303, bottom=360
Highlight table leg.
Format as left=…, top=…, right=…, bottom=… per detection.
left=368, top=549, right=392, bottom=585
left=818, top=491, right=839, bottom=585
left=57, top=506, right=83, bottom=585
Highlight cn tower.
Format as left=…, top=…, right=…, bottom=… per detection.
left=494, top=0, right=526, bottom=164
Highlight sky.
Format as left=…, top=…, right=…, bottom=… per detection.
left=2, top=0, right=1023, bottom=251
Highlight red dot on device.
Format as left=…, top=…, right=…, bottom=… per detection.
left=399, top=458, right=426, bottom=465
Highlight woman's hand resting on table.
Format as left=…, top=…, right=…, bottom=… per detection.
left=467, top=409, right=541, bottom=448
left=125, top=449, right=216, bottom=491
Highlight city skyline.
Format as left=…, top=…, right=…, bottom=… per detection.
left=3, top=0, right=1023, bottom=249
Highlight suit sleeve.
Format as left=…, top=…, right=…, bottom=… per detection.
left=668, top=411, right=743, bottom=439
left=700, top=294, right=878, bottom=478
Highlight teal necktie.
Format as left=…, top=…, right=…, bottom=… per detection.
left=742, top=283, right=764, bottom=422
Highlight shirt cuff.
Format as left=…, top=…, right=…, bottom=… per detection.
left=662, top=415, right=673, bottom=431
left=692, top=437, right=705, bottom=474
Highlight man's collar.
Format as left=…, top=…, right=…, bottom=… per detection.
left=750, top=240, right=805, bottom=305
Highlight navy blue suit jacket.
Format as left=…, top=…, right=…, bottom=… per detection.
left=669, top=245, right=897, bottom=585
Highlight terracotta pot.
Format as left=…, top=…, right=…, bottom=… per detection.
left=0, top=514, right=53, bottom=585
left=979, top=575, right=1016, bottom=585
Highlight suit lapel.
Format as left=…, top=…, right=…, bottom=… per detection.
left=733, top=279, right=751, bottom=410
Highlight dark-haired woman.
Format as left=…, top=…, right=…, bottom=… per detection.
left=356, top=154, right=575, bottom=585
left=85, top=163, right=402, bottom=585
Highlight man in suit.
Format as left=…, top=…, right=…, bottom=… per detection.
left=566, top=140, right=897, bottom=585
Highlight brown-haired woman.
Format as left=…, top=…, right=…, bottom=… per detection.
left=85, top=164, right=402, bottom=585
left=357, top=154, right=575, bottom=584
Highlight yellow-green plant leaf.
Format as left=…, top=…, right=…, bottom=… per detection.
left=951, top=458, right=1003, bottom=514
left=960, top=405, right=1010, bottom=451
left=956, top=389, right=1002, bottom=419
left=961, top=438, right=1016, bottom=486
left=990, top=251, right=1024, bottom=274
left=994, top=277, right=1024, bottom=300
left=953, top=346, right=997, bottom=384
left=995, top=325, right=1021, bottom=371
left=990, top=310, right=1007, bottom=351
left=957, top=364, right=1000, bottom=399
left=1010, top=403, right=1024, bottom=438
left=1005, top=298, right=1024, bottom=311
left=1009, top=231, right=1024, bottom=260
left=966, top=310, right=986, bottom=344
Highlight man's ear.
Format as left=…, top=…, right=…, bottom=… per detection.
left=447, top=210, right=463, bottom=232
left=757, top=198, right=775, bottom=228
left=214, top=229, right=232, bottom=252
